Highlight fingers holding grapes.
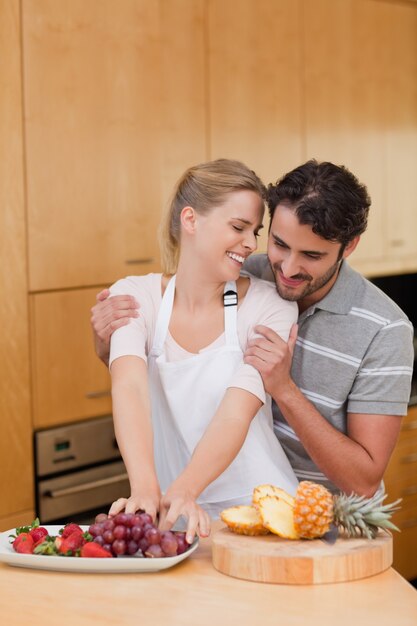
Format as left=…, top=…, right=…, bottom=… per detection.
left=108, top=493, right=159, bottom=522
left=158, top=494, right=211, bottom=545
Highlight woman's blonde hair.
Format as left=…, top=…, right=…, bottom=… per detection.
left=159, top=159, right=266, bottom=274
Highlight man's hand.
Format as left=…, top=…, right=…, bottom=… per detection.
left=244, top=323, right=298, bottom=396
left=90, top=289, right=139, bottom=364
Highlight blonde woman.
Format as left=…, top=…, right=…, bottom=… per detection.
left=106, top=159, right=298, bottom=543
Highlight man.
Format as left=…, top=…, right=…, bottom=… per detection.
left=91, top=160, right=414, bottom=496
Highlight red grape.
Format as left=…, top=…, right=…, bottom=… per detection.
left=93, top=536, right=105, bottom=546
left=145, top=544, right=164, bottom=558
left=103, top=529, right=115, bottom=544
left=140, top=513, right=153, bottom=526
left=114, top=513, right=129, bottom=526
left=113, top=524, right=127, bottom=540
left=95, top=513, right=108, bottom=524
left=160, top=531, right=178, bottom=557
left=131, top=525, right=143, bottom=542
left=145, top=528, right=161, bottom=545
left=103, top=519, right=115, bottom=531
left=127, top=540, right=139, bottom=555
left=112, top=539, right=127, bottom=555
left=88, top=523, right=103, bottom=537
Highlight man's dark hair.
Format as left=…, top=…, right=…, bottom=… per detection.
left=267, top=160, right=371, bottom=245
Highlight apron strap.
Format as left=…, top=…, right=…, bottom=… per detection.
left=151, top=275, right=240, bottom=355
left=223, top=282, right=239, bottom=347
left=151, top=274, right=177, bottom=355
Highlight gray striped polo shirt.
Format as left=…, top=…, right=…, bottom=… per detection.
left=243, top=255, right=414, bottom=494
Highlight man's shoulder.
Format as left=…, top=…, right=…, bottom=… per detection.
left=242, top=254, right=274, bottom=282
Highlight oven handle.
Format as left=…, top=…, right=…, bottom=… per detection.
left=44, top=473, right=129, bottom=498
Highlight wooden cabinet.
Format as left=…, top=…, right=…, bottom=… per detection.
left=208, top=0, right=304, bottom=252
left=303, top=0, right=417, bottom=277
left=0, top=0, right=34, bottom=528
left=384, top=405, right=417, bottom=580
left=23, top=0, right=206, bottom=292
left=30, top=289, right=113, bottom=429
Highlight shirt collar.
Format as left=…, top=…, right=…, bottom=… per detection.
left=300, top=261, right=362, bottom=318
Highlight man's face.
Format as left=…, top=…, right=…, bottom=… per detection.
left=267, top=203, right=347, bottom=311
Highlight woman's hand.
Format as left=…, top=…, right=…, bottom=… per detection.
left=158, top=487, right=211, bottom=545
left=108, top=487, right=161, bottom=522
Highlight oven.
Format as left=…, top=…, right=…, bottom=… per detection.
left=34, top=415, right=130, bottom=525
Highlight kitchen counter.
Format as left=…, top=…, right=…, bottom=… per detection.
left=0, top=523, right=416, bottom=626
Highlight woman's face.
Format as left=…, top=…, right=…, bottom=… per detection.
left=191, top=189, right=264, bottom=281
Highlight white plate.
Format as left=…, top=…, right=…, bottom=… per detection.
left=0, top=526, right=199, bottom=573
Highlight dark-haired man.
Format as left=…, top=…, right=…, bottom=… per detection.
left=91, top=160, right=414, bottom=496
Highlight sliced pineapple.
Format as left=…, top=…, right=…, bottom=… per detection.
left=252, top=483, right=295, bottom=509
left=220, top=505, right=270, bottom=536
left=257, top=495, right=300, bottom=539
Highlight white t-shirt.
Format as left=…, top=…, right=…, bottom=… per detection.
left=109, top=273, right=298, bottom=404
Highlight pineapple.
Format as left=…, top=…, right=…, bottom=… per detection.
left=220, top=481, right=401, bottom=541
left=257, top=495, right=299, bottom=539
left=220, top=505, right=270, bottom=536
left=293, top=481, right=334, bottom=539
left=253, top=483, right=295, bottom=509
left=294, top=481, right=401, bottom=540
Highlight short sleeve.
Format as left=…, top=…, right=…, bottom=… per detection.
left=347, top=320, right=414, bottom=415
left=227, top=277, right=299, bottom=403
left=108, top=274, right=160, bottom=369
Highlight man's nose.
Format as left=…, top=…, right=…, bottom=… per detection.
left=280, top=253, right=300, bottom=277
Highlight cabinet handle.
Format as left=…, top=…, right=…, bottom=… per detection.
left=402, top=485, right=417, bottom=497
left=85, top=390, right=111, bottom=399
left=125, top=258, right=154, bottom=265
left=44, top=473, right=129, bottom=498
left=400, top=453, right=417, bottom=464
left=402, top=421, right=417, bottom=431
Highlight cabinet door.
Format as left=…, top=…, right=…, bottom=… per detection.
left=208, top=0, right=304, bottom=251
left=303, top=0, right=386, bottom=268
left=384, top=406, right=417, bottom=580
left=303, top=0, right=417, bottom=276
left=30, top=289, right=112, bottom=428
left=0, top=0, right=34, bottom=519
left=384, top=1, right=417, bottom=270
left=23, top=0, right=206, bottom=291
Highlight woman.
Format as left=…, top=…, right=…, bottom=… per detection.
left=107, top=159, right=298, bottom=543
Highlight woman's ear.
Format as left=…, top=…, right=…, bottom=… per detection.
left=180, top=206, right=197, bottom=234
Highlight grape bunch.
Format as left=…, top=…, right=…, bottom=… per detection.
left=88, top=512, right=191, bottom=558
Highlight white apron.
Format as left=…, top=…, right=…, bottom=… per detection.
left=148, top=275, right=298, bottom=517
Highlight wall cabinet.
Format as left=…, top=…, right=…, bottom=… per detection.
left=384, top=405, right=417, bottom=581
left=303, top=0, right=417, bottom=277
left=23, top=0, right=207, bottom=292
left=0, top=0, right=34, bottom=529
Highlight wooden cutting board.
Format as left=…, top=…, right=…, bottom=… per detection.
left=212, top=526, right=393, bottom=585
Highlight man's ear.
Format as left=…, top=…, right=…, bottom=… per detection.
left=180, top=206, right=197, bottom=234
left=342, top=235, right=360, bottom=259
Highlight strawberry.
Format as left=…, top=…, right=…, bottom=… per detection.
left=13, top=533, right=34, bottom=554
left=60, top=523, right=83, bottom=538
left=29, top=526, right=49, bottom=544
left=57, top=530, right=86, bottom=555
left=80, top=542, right=113, bottom=558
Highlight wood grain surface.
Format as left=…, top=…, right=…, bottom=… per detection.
left=212, top=526, right=393, bottom=584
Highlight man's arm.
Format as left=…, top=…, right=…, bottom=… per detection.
left=244, top=324, right=402, bottom=497
left=91, top=289, right=139, bottom=365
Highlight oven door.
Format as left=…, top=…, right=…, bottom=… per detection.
left=37, top=460, right=129, bottom=524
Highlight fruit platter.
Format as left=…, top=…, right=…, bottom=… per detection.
left=0, top=512, right=198, bottom=573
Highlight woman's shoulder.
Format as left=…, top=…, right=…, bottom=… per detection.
left=110, top=273, right=162, bottom=298
left=243, top=274, right=298, bottom=314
